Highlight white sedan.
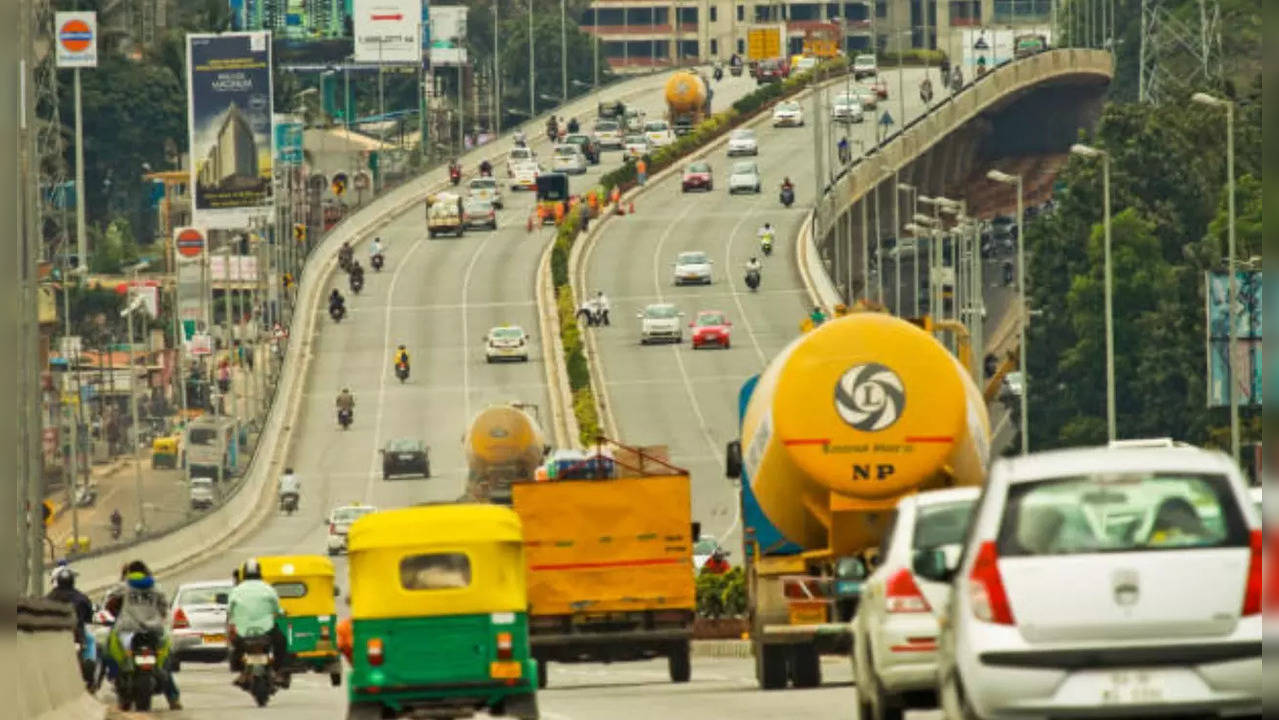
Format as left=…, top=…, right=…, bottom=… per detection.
left=672, top=250, right=713, bottom=285
left=506, top=146, right=535, bottom=175
left=593, top=120, right=623, bottom=149
left=510, top=161, right=540, bottom=191
left=726, top=128, right=759, bottom=156
left=637, top=303, right=684, bottom=344
left=551, top=144, right=588, bottom=175
left=772, top=100, right=804, bottom=127
left=727, top=160, right=761, bottom=194
left=644, top=119, right=676, bottom=147
left=484, top=325, right=530, bottom=362
left=831, top=92, right=865, bottom=124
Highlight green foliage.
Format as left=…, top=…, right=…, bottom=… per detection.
left=89, top=218, right=141, bottom=274
left=696, top=567, right=747, bottom=618
left=573, top=388, right=601, bottom=446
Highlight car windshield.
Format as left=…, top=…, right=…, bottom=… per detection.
left=732, top=129, right=755, bottom=140
left=687, top=162, right=710, bottom=173
left=595, top=121, right=618, bottom=131
left=644, top=121, right=668, bottom=132
left=855, top=54, right=876, bottom=66
left=566, top=135, right=588, bottom=144
left=555, top=145, right=577, bottom=157
left=913, top=499, right=977, bottom=550
left=387, top=438, right=420, bottom=452
left=996, top=473, right=1249, bottom=556
left=834, top=93, right=857, bottom=105
left=678, top=252, right=708, bottom=265
left=645, top=305, right=678, bottom=319
left=696, top=312, right=725, bottom=326
left=465, top=199, right=492, bottom=212
left=509, top=148, right=531, bottom=159
left=333, top=506, right=376, bottom=524
left=693, top=538, right=718, bottom=555
left=177, top=584, right=232, bottom=606
left=625, top=135, right=646, bottom=145
left=777, top=102, right=799, bottom=112
left=732, top=162, right=757, bottom=175
left=187, top=427, right=218, bottom=445
left=469, top=179, right=495, bottom=190
left=491, top=327, right=524, bottom=340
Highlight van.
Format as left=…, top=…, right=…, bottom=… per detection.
left=189, top=477, right=216, bottom=510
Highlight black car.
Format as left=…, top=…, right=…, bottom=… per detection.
left=381, top=438, right=430, bottom=479
left=564, top=134, right=600, bottom=164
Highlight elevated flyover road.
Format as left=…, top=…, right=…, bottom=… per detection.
left=103, top=69, right=762, bottom=720
left=582, top=67, right=932, bottom=559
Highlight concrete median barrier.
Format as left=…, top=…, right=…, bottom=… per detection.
left=17, top=598, right=105, bottom=720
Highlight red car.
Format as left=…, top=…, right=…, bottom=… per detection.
left=681, top=161, right=713, bottom=192
left=690, top=310, right=732, bottom=349
left=870, top=78, right=888, bottom=99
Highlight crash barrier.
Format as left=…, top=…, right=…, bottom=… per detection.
left=17, top=597, right=105, bottom=720
left=69, top=69, right=687, bottom=596
left=799, top=49, right=1114, bottom=313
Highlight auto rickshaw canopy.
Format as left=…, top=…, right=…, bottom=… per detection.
left=347, top=504, right=526, bottom=619
left=250, top=554, right=337, bottom=617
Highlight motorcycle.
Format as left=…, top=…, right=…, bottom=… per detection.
left=760, top=235, right=774, bottom=257
left=74, top=483, right=98, bottom=508
left=236, top=635, right=278, bottom=707
left=337, top=408, right=353, bottom=430
left=329, top=303, right=345, bottom=323
left=744, top=268, right=761, bottom=291
left=395, top=362, right=410, bottom=384
left=114, top=631, right=164, bottom=712
left=109, top=515, right=123, bottom=540
left=448, top=165, right=462, bottom=186
left=576, top=303, right=608, bottom=327
left=780, top=185, right=795, bottom=207
left=713, top=66, right=723, bottom=82
left=349, top=273, right=364, bottom=294
left=371, top=253, right=384, bottom=272
left=338, top=250, right=353, bottom=273
left=280, top=492, right=299, bottom=515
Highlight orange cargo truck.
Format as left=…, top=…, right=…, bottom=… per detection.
left=511, top=445, right=696, bottom=688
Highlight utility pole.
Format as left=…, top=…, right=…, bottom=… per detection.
left=73, top=67, right=87, bottom=273
left=20, top=0, right=45, bottom=595
left=494, top=0, right=501, bottom=135
left=560, top=0, right=567, bottom=102
left=528, top=0, right=535, bottom=117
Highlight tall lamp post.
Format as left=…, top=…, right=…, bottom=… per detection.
left=986, top=169, right=1027, bottom=454
left=120, top=260, right=150, bottom=535
left=1191, top=91, right=1239, bottom=464
left=896, top=182, right=916, bottom=315
left=1070, top=142, right=1114, bottom=441
left=560, top=0, right=568, bottom=102
left=528, top=0, right=536, bottom=117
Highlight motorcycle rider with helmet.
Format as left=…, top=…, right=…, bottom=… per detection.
left=227, top=559, right=288, bottom=683
left=48, top=566, right=97, bottom=686
left=104, top=560, right=182, bottom=710
left=393, top=345, right=411, bottom=375
left=335, top=388, right=355, bottom=425
left=758, top=222, right=776, bottom=252
left=278, top=467, right=300, bottom=511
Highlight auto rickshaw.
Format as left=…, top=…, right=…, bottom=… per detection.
left=151, top=434, right=182, bottom=469
left=255, top=555, right=342, bottom=687
left=345, top=504, right=538, bottom=720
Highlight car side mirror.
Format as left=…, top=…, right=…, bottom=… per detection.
left=691, top=521, right=701, bottom=542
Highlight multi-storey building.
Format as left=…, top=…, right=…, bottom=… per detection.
left=237, top=0, right=349, bottom=39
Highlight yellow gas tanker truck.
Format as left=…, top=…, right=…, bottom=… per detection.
left=464, top=404, right=549, bottom=504
left=664, top=70, right=712, bottom=135
left=726, top=311, right=990, bottom=689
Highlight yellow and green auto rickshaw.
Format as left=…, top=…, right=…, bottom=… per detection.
left=255, top=555, right=342, bottom=687
left=150, top=434, right=182, bottom=469
left=345, top=504, right=538, bottom=720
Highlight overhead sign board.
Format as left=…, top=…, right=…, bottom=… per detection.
left=354, top=0, right=422, bottom=64
left=429, top=5, right=467, bottom=66
left=56, top=12, right=98, bottom=68
left=1205, top=270, right=1262, bottom=407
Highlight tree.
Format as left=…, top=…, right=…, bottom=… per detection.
left=494, top=10, right=607, bottom=120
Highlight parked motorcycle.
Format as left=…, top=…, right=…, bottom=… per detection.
left=371, top=253, right=384, bottom=272
left=280, top=492, right=299, bottom=515
left=395, top=362, right=410, bottom=384
left=337, top=408, right=353, bottom=430
left=745, top=269, right=761, bottom=292
left=780, top=185, right=795, bottom=207
left=236, top=635, right=278, bottom=707
left=114, top=631, right=164, bottom=712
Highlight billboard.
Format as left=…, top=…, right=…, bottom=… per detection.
left=353, top=0, right=422, bottom=64
left=274, top=114, right=305, bottom=166
left=429, top=5, right=467, bottom=66
left=187, top=32, right=275, bottom=229
left=55, top=12, right=98, bottom=68
left=1205, top=270, right=1262, bottom=407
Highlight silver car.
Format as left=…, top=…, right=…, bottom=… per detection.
left=637, top=303, right=684, bottom=344
left=927, top=440, right=1262, bottom=720
left=726, top=128, right=759, bottom=156
left=831, top=92, right=865, bottom=123
left=169, top=580, right=234, bottom=668
left=728, top=161, right=761, bottom=194
left=672, top=250, right=713, bottom=285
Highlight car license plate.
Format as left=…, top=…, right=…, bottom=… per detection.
left=398, top=453, right=415, bottom=461
left=788, top=603, right=827, bottom=625
left=490, top=660, right=522, bottom=679
left=203, top=633, right=226, bottom=644
left=245, top=653, right=269, bottom=665
left=135, top=653, right=156, bottom=669
left=1099, top=671, right=1165, bottom=705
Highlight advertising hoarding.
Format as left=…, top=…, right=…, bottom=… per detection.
left=1205, top=270, right=1262, bottom=407
left=353, top=0, right=422, bottom=64
left=428, top=5, right=467, bottom=66
left=274, top=114, right=305, bottom=166
left=187, top=32, right=276, bottom=229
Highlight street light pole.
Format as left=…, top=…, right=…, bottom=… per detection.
left=494, top=0, right=502, bottom=136
left=121, top=260, right=150, bottom=534
left=528, top=0, right=536, bottom=117
left=988, top=169, right=1027, bottom=454
left=560, top=0, right=568, bottom=102
left=1191, top=92, right=1238, bottom=463
left=1071, top=143, right=1114, bottom=440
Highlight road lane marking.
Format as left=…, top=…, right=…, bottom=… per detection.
left=390, top=300, right=536, bottom=311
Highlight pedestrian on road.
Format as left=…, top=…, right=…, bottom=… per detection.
left=636, top=158, right=648, bottom=186
left=244, top=343, right=255, bottom=372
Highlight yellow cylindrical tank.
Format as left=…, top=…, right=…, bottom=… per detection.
left=465, top=405, right=546, bottom=483
left=741, top=313, right=990, bottom=554
left=664, top=71, right=708, bottom=114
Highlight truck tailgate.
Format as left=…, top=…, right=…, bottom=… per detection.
left=512, top=475, right=695, bottom=616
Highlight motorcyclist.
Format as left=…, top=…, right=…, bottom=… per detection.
left=227, top=559, right=288, bottom=683
left=781, top=177, right=794, bottom=190
left=350, top=259, right=364, bottom=283
left=546, top=116, right=558, bottom=140
left=745, top=256, right=762, bottom=274
left=513, top=129, right=527, bottom=147
left=809, top=306, right=827, bottom=327
left=448, top=157, right=462, bottom=176
left=338, top=241, right=353, bottom=270
left=593, top=290, right=611, bottom=326
left=758, top=222, right=775, bottom=248
left=393, top=345, right=411, bottom=373
left=703, top=549, right=730, bottom=574
left=48, top=565, right=96, bottom=681
left=837, top=136, right=851, bottom=165
left=328, top=288, right=345, bottom=314
left=567, top=117, right=580, bottom=134
left=104, top=560, right=181, bottom=710
left=479, top=159, right=493, bottom=177
left=279, top=467, right=300, bottom=510
left=368, top=237, right=383, bottom=258
left=110, top=508, right=123, bottom=536
left=336, top=388, right=355, bottom=413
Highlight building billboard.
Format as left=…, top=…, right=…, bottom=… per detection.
left=187, top=32, right=275, bottom=229
left=353, top=0, right=421, bottom=64
left=1205, top=270, right=1262, bottom=407
left=428, top=5, right=467, bottom=66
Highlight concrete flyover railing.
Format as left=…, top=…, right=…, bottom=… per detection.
left=69, top=72, right=679, bottom=597
left=18, top=597, right=105, bottom=720
left=798, top=48, right=1114, bottom=311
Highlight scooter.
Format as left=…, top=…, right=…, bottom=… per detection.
left=371, top=253, right=384, bottom=272
left=395, top=362, right=410, bottom=384
left=329, top=303, right=345, bottom=323
left=713, top=66, right=723, bottom=82
left=280, top=492, right=299, bottom=515
left=760, top=236, right=774, bottom=257
left=109, top=515, right=123, bottom=540
left=114, top=631, right=164, bottom=712
left=236, top=635, right=278, bottom=707
left=337, top=408, right=353, bottom=430
left=780, top=185, right=795, bottom=207
left=745, top=268, right=761, bottom=291
left=349, top=273, right=364, bottom=295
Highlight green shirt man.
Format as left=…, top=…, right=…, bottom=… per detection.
left=227, top=579, right=283, bottom=636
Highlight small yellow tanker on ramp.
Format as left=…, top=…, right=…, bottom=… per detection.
left=726, top=310, right=990, bottom=689
left=464, top=404, right=548, bottom=504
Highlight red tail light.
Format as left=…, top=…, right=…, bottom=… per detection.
left=1242, top=529, right=1262, bottom=616
left=329, top=522, right=336, bottom=534
left=496, top=632, right=513, bottom=660
left=968, top=541, right=1015, bottom=625
left=884, top=569, right=931, bottom=613
left=366, top=637, right=384, bottom=666
left=172, top=607, right=190, bottom=629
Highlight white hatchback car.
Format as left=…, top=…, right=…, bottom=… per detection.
left=727, top=128, right=759, bottom=156
left=927, top=440, right=1262, bottom=720
left=851, top=487, right=981, bottom=720
left=593, top=120, right=623, bottom=149
left=467, top=177, right=503, bottom=208
left=551, top=143, right=588, bottom=175
left=672, top=250, right=713, bottom=285
left=728, top=160, right=761, bottom=194
left=637, top=303, right=684, bottom=344
left=326, top=503, right=378, bottom=555
left=485, top=325, right=530, bottom=363
left=772, top=100, right=805, bottom=127
left=643, top=119, right=676, bottom=147
left=506, top=146, right=535, bottom=175
left=832, top=92, right=865, bottom=123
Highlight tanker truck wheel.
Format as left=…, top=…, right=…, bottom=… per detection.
left=667, top=641, right=691, bottom=683
left=791, top=644, right=821, bottom=688
left=755, top=642, right=787, bottom=690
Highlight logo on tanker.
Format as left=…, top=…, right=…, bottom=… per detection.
left=834, top=363, right=905, bottom=432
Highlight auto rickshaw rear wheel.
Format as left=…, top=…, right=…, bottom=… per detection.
left=536, top=659, right=548, bottom=689
left=347, top=702, right=381, bottom=720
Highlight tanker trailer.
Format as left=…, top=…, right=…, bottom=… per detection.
left=464, top=404, right=548, bottom=504
left=725, top=311, right=990, bottom=689
left=664, top=71, right=711, bottom=135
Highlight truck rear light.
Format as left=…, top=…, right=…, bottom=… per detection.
left=968, top=541, right=1015, bottom=625
left=366, top=637, right=384, bottom=666
left=1243, top=529, right=1262, bottom=616
left=172, top=607, right=190, bottom=629
left=884, top=569, right=931, bottom=613
left=495, top=632, right=513, bottom=660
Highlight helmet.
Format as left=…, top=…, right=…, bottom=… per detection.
left=53, top=566, right=76, bottom=588
left=764, top=222, right=772, bottom=229
left=285, top=467, right=294, bottom=474
left=398, top=345, right=406, bottom=351
left=750, top=256, right=757, bottom=263
left=342, top=387, right=350, bottom=393
left=241, top=558, right=262, bottom=581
